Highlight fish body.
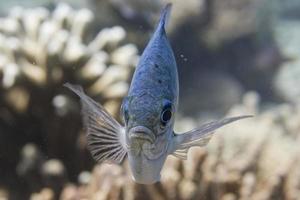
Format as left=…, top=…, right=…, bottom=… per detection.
left=65, top=4, right=251, bottom=184
left=124, top=4, right=178, bottom=183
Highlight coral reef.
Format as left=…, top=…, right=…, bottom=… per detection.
left=0, top=0, right=299, bottom=199
left=23, top=92, right=300, bottom=200
left=0, top=3, right=138, bottom=115
left=273, top=5, right=300, bottom=103
left=0, top=3, right=138, bottom=198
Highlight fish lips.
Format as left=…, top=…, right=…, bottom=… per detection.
left=128, top=126, right=156, bottom=144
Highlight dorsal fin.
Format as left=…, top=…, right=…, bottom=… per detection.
left=158, top=3, right=172, bottom=31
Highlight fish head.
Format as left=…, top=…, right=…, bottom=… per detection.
left=122, top=94, right=175, bottom=143
left=121, top=94, right=175, bottom=184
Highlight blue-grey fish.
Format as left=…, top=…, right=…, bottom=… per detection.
left=65, top=4, right=251, bottom=184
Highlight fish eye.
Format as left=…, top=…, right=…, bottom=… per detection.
left=160, top=103, right=172, bottom=126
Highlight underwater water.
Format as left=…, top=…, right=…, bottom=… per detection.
left=0, top=0, right=300, bottom=199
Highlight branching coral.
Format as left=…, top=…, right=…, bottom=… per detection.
left=0, top=3, right=138, bottom=198
left=0, top=3, right=138, bottom=116
left=29, top=92, right=300, bottom=200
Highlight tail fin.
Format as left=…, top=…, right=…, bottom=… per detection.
left=158, top=3, right=172, bottom=31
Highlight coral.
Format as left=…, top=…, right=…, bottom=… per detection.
left=0, top=2, right=138, bottom=116
left=0, top=1, right=298, bottom=199
left=41, top=92, right=300, bottom=200
left=273, top=18, right=300, bottom=103
left=0, top=3, right=138, bottom=198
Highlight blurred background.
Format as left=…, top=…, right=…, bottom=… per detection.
left=0, top=0, right=300, bottom=199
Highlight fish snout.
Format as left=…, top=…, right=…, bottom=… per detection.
left=129, top=126, right=155, bottom=144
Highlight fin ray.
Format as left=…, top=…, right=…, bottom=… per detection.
left=172, top=116, right=252, bottom=159
left=64, top=83, right=127, bottom=164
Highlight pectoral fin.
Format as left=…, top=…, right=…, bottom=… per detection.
left=64, top=83, right=127, bottom=164
left=171, top=116, right=252, bottom=159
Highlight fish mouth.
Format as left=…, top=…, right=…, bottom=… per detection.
left=129, top=126, right=155, bottom=144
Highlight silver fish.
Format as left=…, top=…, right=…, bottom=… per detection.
left=65, top=4, right=252, bottom=184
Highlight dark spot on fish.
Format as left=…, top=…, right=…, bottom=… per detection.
left=154, top=64, right=159, bottom=68
left=158, top=80, right=162, bottom=84
left=157, top=54, right=163, bottom=60
left=138, top=71, right=142, bottom=75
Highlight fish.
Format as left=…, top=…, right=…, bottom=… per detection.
left=64, top=3, right=252, bottom=184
